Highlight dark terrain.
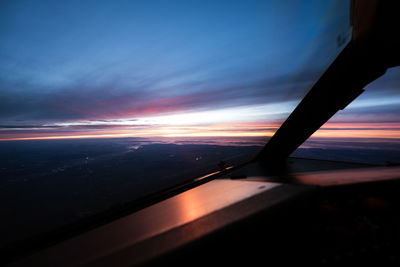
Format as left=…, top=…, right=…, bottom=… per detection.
left=0, top=138, right=261, bottom=246
left=1, top=136, right=400, bottom=251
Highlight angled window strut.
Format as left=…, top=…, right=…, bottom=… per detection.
left=257, top=0, right=400, bottom=162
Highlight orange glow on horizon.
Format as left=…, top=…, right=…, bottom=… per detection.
left=312, top=130, right=400, bottom=139
left=312, top=122, right=400, bottom=139
left=318, top=122, right=400, bottom=129
left=0, top=123, right=279, bottom=141
left=1, top=122, right=400, bottom=141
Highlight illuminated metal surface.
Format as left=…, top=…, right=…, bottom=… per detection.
left=240, top=166, right=400, bottom=187
left=12, top=180, right=279, bottom=266
left=293, top=166, right=400, bottom=186
left=13, top=165, right=399, bottom=266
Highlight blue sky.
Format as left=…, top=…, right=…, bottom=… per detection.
left=0, top=0, right=399, bottom=140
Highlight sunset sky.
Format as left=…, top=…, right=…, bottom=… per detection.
left=1, top=0, right=399, bottom=141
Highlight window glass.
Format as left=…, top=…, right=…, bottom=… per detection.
left=293, top=67, right=400, bottom=165
left=0, top=0, right=351, bottom=246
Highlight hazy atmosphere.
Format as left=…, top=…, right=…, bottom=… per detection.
left=1, top=1, right=400, bottom=252
left=2, top=0, right=398, bottom=141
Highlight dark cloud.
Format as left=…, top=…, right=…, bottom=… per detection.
left=0, top=125, right=62, bottom=129
left=0, top=69, right=317, bottom=125
left=1, top=64, right=399, bottom=131
left=332, top=103, right=400, bottom=123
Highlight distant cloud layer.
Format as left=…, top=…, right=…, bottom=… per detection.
left=0, top=0, right=399, bottom=140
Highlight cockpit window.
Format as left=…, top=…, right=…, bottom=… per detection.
left=293, top=67, right=400, bottom=165
left=0, top=0, right=351, bottom=246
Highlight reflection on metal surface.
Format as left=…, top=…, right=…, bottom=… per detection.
left=193, top=166, right=233, bottom=182
left=174, top=179, right=277, bottom=223
left=293, top=166, right=400, bottom=186
left=13, top=180, right=279, bottom=266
